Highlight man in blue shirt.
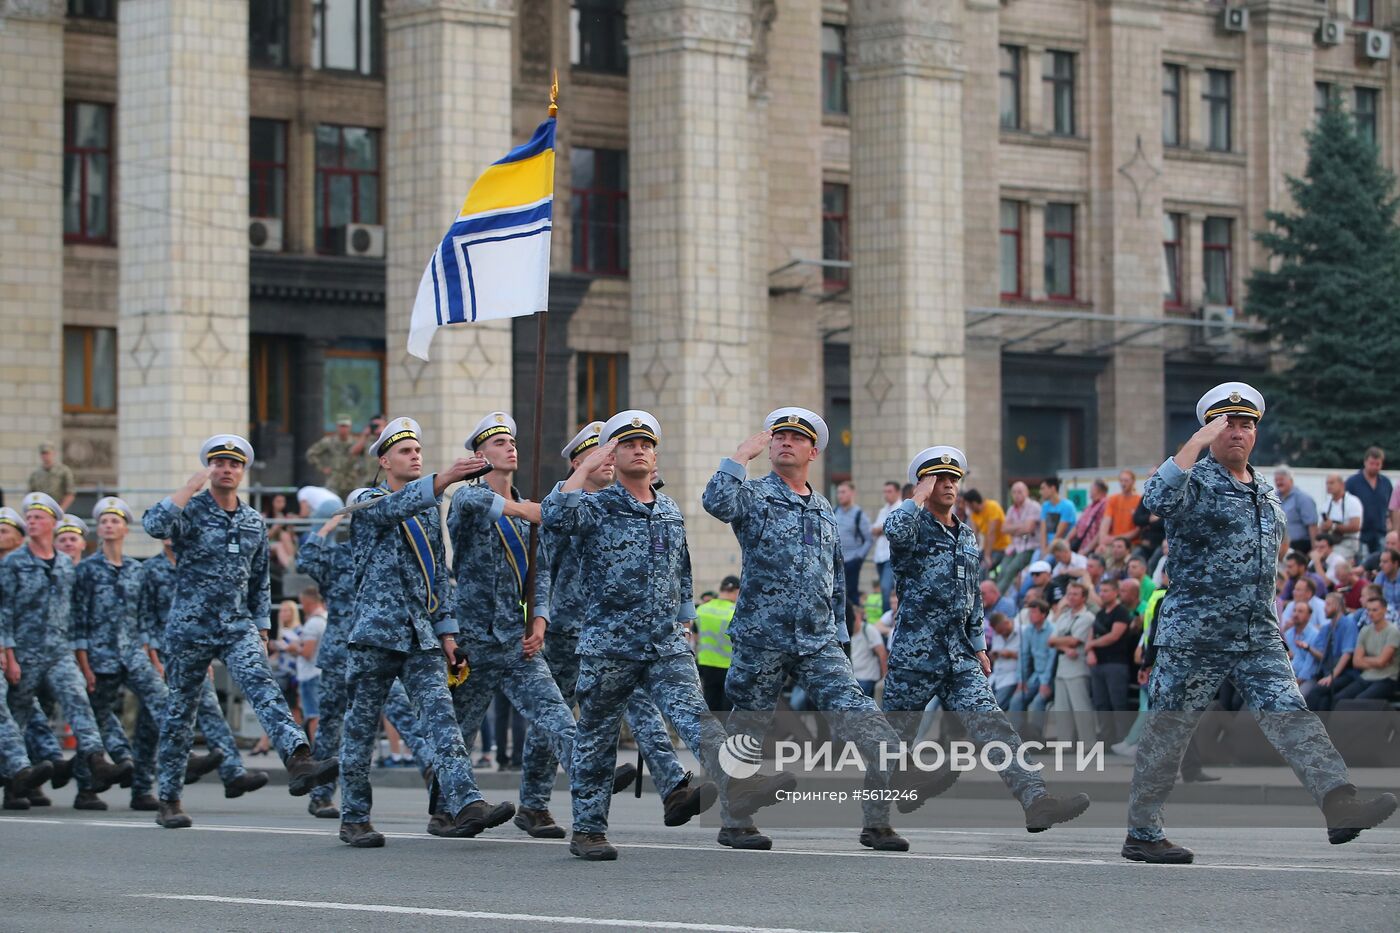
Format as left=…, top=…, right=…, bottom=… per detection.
left=1273, top=468, right=1319, bottom=555
left=1037, top=477, right=1078, bottom=554
left=1345, top=447, right=1392, bottom=556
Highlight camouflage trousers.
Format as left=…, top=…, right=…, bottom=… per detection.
left=159, top=630, right=307, bottom=801
left=520, top=633, right=686, bottom=812
left=341, top=645, right=478, bottom=825
left=8, top=652, right=107, bottom=788
left=90, top=650, right=169, bottom=797
left=311, top=662, right=435, bottom=805
left=25, top=686, right=73, bottom=785
left=0, top=676, right=31, bottom=780
left=1127, top=643, right=1351, bottom=841
left=450, top=639, right=576, bottom=792
left=724, top=640, right=896, bottom=829
left=572, top=652, right=728, bottom=834
left=882, top=663, right=1047, bottom=810
left=151, top=648, right=249, bottom=789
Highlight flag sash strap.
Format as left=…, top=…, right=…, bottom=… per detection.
left=495, top=514, right=529, bottom=598
left=364, top=486, right=439, bottom=615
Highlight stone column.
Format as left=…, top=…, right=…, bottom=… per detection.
left=627, top=0, right=765, bottom=585
left=848, top=0, right=967, bottom=498
left=118, top=0, right=249, bottom=517
left=1091, top=0, right=1165, bottom=466
left=0, top=0, right=64, bottom=495
left=384, top=0, right=515, bottom=463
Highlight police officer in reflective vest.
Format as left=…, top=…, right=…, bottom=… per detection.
left=693, top=576, right=738, bottom=712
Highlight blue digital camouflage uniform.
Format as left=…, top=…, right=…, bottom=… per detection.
left=521, top=487, right=687, bottom=811
left=542, top=483, right=728, bottom=834
left=138, top=553, right=246, bottom=788
left=0, top=547, right=109, bottom=787
left=446, top=482, right=576, bottom=796
left=299, top=533, right=434, bottom=806
left=340, top=478, right=481, bottom=825
left=0, top=677, right=32, bottom=781
left=72, top=553, right=171, bottom=797
left=702, top=460, right=899, bottom=829
left=881, top=499, right=1047, bottom=809
left=1128, top=454, right=1352, bottom=841
left=143, top=491, right=308, bottom=801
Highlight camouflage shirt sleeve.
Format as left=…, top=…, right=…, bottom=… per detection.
left=541, top=487, right=603, bottom=537
left=701, top=458, right=757, bottom=526
left=249, top=517, right=272, bottom=630
left=70, top=560, right=93, bottom=650
left=1142, top=457, right=1192, bottom=518
left=141, top=496, right=187, bottom=542
left=0, top=558, right=15, bottom=648
left=532, top=530, right=554, bottom=624
left=297, top=534, right=330, bottom=589
left=677, top=534, right=697, bottom=623
left=354, top=476, right=440, bottom=527
left=967, top=563, right=987, bottom=653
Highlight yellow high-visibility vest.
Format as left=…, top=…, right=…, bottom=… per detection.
left=695, top=597, right=735, bottom=669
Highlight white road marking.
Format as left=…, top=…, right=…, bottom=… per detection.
left=5, top=815, right=1397, bottom=877
left=127, top=894, right=858, bottom=933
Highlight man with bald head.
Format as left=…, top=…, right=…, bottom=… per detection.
left=997, top=482, right=1041, bottom=587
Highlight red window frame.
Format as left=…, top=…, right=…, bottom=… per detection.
left=1163, top=212, right=1184, bottom=309
left=999, top=200, right=1023, bottom=298
left=571, top=148, right=629, bottom=276
left=1044, top=203, right=1076, bottom=301
left=821, top=182, right=850, bottom=290
left=250, top=118, right=287, bottom=219
left=63, top=101, right=113, bottom=245
left=314, top=125, right=380, bottom=254
left=1203, top=217, right=1233, bottom=306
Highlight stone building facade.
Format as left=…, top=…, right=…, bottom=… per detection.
left=1, top=0, right=1390, bottom=583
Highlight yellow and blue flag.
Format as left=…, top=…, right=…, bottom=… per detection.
left=407, top=117, right=555, bottom=360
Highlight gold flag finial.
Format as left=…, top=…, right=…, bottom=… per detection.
left=549, top=70, right=559, bottom=118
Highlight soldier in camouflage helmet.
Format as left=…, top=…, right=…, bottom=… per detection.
left=143, top=435, right=337, bottom=830
left=1124, top=383, right=1397, bottom=864
left=882, top=446, right=1090, bottom=834
left=544, top=410, right=788, bottom=861
left=519, top=422, right=702, bottom=837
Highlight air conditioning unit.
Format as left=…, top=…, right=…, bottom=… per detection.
left=336, top=223, right=386, bottom=258
left=248, top=216, right=283, bottom=252
left=1317, top=19, right=1345, bottom=47
left=1360, top=28, right=1391, bottom=62
left=1221, top=6, right=1249, bottom=33
left=1201, top=305, right=1237, bottom=347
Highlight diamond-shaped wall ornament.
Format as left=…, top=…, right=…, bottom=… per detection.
left=400, top=352, right=428, bottom=392
left=128, top=318, right=157, bottom=384
left=640, top=350, right=671, bottom=397
left=921, top=354, right=953, bottom=407
left=863, top=354, right=894, bottom=412
left=1117, top=134, right=1161, bottom=218
left=456, top=329, right=496, bottom=381
left=699, top=343, right=736, bottom=404
left=191, top=319, right=230, bottom=369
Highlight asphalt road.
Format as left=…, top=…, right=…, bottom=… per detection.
left=1, top=782, right=1397, bottom=932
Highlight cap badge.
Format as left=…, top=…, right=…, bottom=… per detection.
left=786, top=415, right=799, bottom=424
left=494, top=414, right=505, bottom=424
left=940, top=455, right=951, bottom=464
left=631, top=417, right=642, bottom=427
left=1229, top=391, right=1242, bottom=403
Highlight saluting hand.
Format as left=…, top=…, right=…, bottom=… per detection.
left=443, top=455, right=490, bottom=485
left=735, top=430, right=773, bottom=464
left=185, top=467, right=213, bottom=492
left=912, top=475, right=936, bottom=509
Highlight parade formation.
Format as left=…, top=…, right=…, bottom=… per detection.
left=0, top=383, right=1395, bottom=865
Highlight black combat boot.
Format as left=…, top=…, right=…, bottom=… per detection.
left=1323, top=786, right=1398, bottom=845
left=1120, top=834, right=1194, bottom=864
left=858, top=826, right=910, bottom=852
left=1024, top=792, right=1092, bottom=832
left=716, top=826, right=773, bottom=850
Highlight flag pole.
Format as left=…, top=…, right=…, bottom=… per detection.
left=523, top=73, right=559, bottom=624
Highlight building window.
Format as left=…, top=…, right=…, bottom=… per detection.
left=571, top=147, right=629, bottom=275
left=1355, top=0, right=1375, bottom=26
left=1203, top=69, right=1233, bottom=152
left=821, top=182, right=850, bottom=290
left=1042, top=51, right=1076, bottom=136
left=822, top=25, right=849, bottom=115
left=1355, top=87, right=1379, bottom=146
left=999, top=45, right=1023, bottom=130
left=250, top=119, right=287, bottom=220
left=250, top=0, right=291, bottom=68
left=63, top=101, right=113, bottom=244
left=63, top=326, right=117, bottom=414
left=321, top=348, right=384, bottom=433
left=1162, top=212, right=1184, bottom=308
left=314, top=125, right=380, bottom=253
left=576, top=352, right=628, bottom=427
left=571, top=0, right=627, bottom=74
left=1203, top=217, right=1233, bottom=305
left=312, top=0, right=382, bottom=76
left=1043, top=203, right=1075, bottom=300
left=67, top=0, right=114, bottom=19
left=1162, top=64, right=1182, bottom=147
left=250, top=335, right=294, bottom=432
left=999, top=199, right=1023, bottom=297
left=1316, top=82, right=1335, bottom=122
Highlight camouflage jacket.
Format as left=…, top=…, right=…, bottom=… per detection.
left=447, top=482, right=533, bottom=647
left=70, top=553, right=145, bottom=674
left=541, top=484, right=695, bottom=660
left=346, top=477, right=456, bottom=653
left=884, top=500, right=986, bottom=672
left=1144, top=454, right=1286, bottom=652
left=533, top=481, right=586, bottom=638
left=296, top=532, right=355, bottom=673
left=701, top=460, right=844, bottom=656
left=0, top=546, right=76, bottom=660
left=142, top=491, right=271, bottom=646
left=136, top=553, right=176, bottom=650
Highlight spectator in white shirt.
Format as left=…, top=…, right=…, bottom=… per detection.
left=988, top=612, right=1021, bottom=710
left=869, top=481, right=901, bottom=614
left=296, top=584, right=329, bottom=744
left=1310, top=536, right=1346, bottom=588
left=1047, top=582, right=1098, bottom=745
left=1320, top=473, right=1364, bottom=561
left=848, top=607, right=888, bottom=699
